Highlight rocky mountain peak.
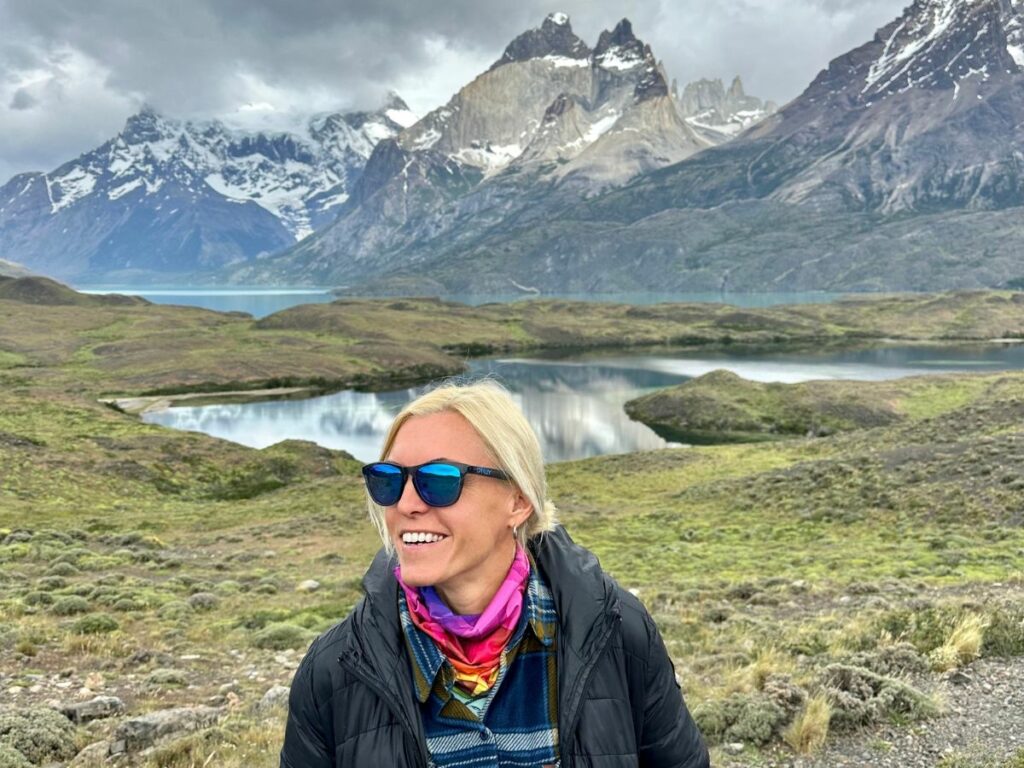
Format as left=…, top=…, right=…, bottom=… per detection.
left=593, top=18, right=657, bottom=80
left=805, top=0, right=1023, bottom=104
left=120, top=106, right=174, bottom=145
left=727, top=76, right=745, bottom=100
left=490, top=13, right=590, bottom=69
left=595, top=18, right=638, bottom=52
left=382, top=91, right=411, bottom=112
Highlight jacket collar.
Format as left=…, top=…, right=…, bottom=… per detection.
left=358, top=525, right=618, bottom=654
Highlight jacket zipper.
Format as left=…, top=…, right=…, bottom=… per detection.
left=337, top=650, right=432, bottom=768
left=558, top=612, right=621, bottom=766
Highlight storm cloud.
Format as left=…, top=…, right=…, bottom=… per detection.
left=0, top=0, right=908, bottom=181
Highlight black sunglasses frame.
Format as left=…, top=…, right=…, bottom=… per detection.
left=361, top=460, right=510, bottom=508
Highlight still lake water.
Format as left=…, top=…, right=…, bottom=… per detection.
left=142, top=343, right=1024, bottom=463
left=75, top=287, right=847, bottom=319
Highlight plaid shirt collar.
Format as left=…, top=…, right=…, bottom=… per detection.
left=398, top=552, right=557, bottom=704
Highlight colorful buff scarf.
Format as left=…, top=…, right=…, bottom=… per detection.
left=394, top=545, right=529, bottom=695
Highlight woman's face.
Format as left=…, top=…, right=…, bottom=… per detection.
left=384, top=410, right=531, bottom=614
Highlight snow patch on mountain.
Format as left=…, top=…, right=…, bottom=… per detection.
left=595, top=47, right=644, bottom=71
left=864, top=0, right=961, bottom=94
left=49, top=166, right=97, bottom=213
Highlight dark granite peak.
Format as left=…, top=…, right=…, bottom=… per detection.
left=490, top=14, right=591, bottom=70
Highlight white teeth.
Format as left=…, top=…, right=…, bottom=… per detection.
left=402, top=532, right=446, bottom=544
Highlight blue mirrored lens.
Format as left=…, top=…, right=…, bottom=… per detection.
left=363, top=463, right=404, bottom=506
left=415, top=463, right=463, bottom=507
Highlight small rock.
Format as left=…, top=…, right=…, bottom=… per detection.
left=723, top=742, right=745, bottom=755
left=257, top=684, right=290, bottom=712
left=296, top=579, right=321, bottom=593
left=62, top=695, right=126, bottom=723
left=218, top=681, right=240, bottom=695
left=125, top=649, right=153, bottom=666
left=146, top=668, right=188, bottom=687
left=946, top=670, right=972, bottom=685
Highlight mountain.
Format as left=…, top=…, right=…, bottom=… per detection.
left=0, top=96, right=415, bottom=283
left=674, top=76, right=777, bottom=144
left=225, top=15, right=749, bottom=287
left=333, top=0, right=1024, bottom=294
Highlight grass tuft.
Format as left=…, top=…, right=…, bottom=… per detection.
left=783, top=693, right=831, bottom=755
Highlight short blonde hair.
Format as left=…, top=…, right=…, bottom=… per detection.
left=366, top=379, right=558, bottom=554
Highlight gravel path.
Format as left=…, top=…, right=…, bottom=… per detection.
left=718, top=656, right=1024, bottom=767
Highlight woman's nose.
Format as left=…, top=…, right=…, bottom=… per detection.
left=395, top=473, right=426, bottom=512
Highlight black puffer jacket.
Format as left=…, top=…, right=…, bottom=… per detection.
left=281, top=526, right=709, bottom=767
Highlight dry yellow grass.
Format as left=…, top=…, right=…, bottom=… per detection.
left=783, top=693, right=831, bottom=755
left=725, top=646, right=796, bottom=694
left=930, top=614, right=990, bottom=672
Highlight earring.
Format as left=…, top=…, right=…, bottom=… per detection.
left=512, top=525, right=519, bottom=538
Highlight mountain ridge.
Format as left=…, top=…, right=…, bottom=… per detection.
left=0, top=96, right=414, bottom=282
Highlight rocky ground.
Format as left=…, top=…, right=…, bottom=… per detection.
left=716, top=656, right=1024, bottom=767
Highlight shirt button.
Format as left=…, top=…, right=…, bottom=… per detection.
left=478, top=729, right=489, bottom=741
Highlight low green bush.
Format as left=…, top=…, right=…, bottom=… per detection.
left=51, top=596, right=89, bottom=616
left=72, top=613, right=119, bottom=635
left=252, top=623, right=313, bottom=651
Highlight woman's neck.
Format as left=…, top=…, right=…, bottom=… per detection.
left=435, top=540, right=518, bottom=615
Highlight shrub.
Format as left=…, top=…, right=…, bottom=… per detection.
left=0, top=744, right=31, bottom=768
left=820, top=664, right=938, bottom=731
left=848, top=642, right=930, bottom=676
left=36, top=576, right=67, bottom=591
left=982, top=605, right=1024, bottom=657
left=51, top=596, right=90, bottom=616
left=214, top=580, right=242, bottom=595
left=46, top=562, right=79, bottom=577
left=72, top=613, right=119, bottom=635
left=158, top=601, right=193, bottom=621
left=252, top=623, right=313, bottom=651
left=692, top=693, right=788, bottom=745
left=113, top=598, right=145, bottom=613
left=0, top=707, right=77, bottom=763
left=783, top=694, right=831, bottom=755
left=22, top=591, right=54, bottom=607
left=187, top=592, right=219, bottom=611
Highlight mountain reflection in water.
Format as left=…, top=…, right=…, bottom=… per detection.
left=142, top=344, right=1024, bottom=462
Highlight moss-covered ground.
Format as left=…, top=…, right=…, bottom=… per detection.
left=1, top=278, right=1023, bottom=765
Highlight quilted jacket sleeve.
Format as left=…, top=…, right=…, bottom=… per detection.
left=280, top=643, right=332, bottom=768
left=637, top=609, right=710, bottom=768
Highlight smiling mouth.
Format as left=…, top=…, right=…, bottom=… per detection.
left=400, top=533, right=449, bottom=547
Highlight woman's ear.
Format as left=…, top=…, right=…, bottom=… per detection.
left=510, top=488, right=533, bottom=529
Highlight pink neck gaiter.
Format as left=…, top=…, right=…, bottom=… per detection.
left=394, top=544, right=529, bottom=694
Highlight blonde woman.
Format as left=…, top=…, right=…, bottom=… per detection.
left=281, top=380, right=708, bottom=768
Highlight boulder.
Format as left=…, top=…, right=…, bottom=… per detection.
left=61, top=695, right=124, bottom=723
left=110, top=706, right=222, bottom=753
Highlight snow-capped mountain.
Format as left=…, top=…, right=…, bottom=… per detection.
left=297, top=0, right=1024, bottom=294
left=675, top=76, right=777, bottom=143
left=0, top=96, right=414, bottom=282
left=230, top=15, right=726, bottom=286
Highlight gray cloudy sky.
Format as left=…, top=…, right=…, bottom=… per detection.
left=0, top=0, right=909, bottom=182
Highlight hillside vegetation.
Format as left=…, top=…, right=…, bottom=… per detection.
left=1, top=279, right=1022, bottom=766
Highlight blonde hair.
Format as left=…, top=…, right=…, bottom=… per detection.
left=366, top=379, right=558, bottom=554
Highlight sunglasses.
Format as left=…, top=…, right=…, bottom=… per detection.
left=361, top=460, right=510, bottom=508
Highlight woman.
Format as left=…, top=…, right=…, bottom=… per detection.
left=281, top=381, right=709, bottom=768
